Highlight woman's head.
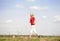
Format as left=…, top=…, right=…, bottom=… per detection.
left=30, top=13, right=34, bottom=17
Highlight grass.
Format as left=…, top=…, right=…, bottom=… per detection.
left=0, top=35, right=60, bottom=41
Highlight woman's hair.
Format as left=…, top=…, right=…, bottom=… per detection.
left=30, top=13, right=34, bottom=16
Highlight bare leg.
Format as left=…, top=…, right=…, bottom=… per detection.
left=35, top=33, right=40, bottom=38
left=29, top=33, right=32, bottom=38
left=35, top=33, right=38, bottom=36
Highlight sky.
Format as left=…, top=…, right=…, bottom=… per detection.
left=0, top=0, right=60, bottom=36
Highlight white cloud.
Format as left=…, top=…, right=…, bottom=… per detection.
left=40, top=6, right=48, bottom=10
left=54, top=15, right=60, bottom=18
left=29, top=6, right=39, bottom=10
left=42, top=16, right=47, bottom=18
left=6, top=20, right=13, bottom=23
left=27, top=0, right=35, bottom=2
left=16, top=4, right=24, bottom=9
left=53, top=15, right=60, bottom=22
left=29, top=6, right=48, bottom=10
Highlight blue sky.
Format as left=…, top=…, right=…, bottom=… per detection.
left=0, top=0, right=60, bottom=35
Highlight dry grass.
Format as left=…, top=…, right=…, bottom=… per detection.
left=0, top=35, right=60, bottom=41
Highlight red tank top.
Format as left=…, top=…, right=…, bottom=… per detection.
left=30, top=17, right=35, bottom=25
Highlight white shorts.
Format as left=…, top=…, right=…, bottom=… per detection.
left=30, top=25, right=37, bottom=34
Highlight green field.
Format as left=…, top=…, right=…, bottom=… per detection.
left=0, top=35, right=60, bottom=41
